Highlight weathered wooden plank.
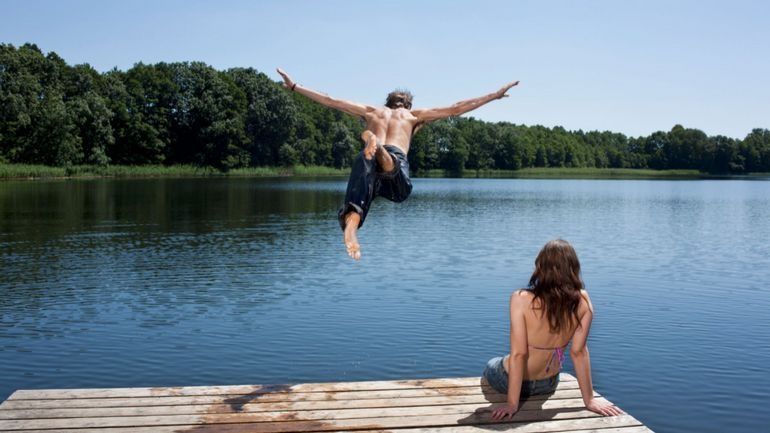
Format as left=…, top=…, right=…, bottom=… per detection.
left=0, top=395, right=604, bottom=420
left=566, top=427, right=653, bottom=433
left=334, top=415, right=647, bottom=433
left=6, top=378, right=483, bottom=400
left=0, top=413, right=642, bottom=433
left=0, top=383, right=583, bottom=413
left=0, top=393, right=21, bottom=409
left=0, top=405, right=602, bottom=431
left=0, top=386, right=592, bottom=411
left=345, top=416, right=650, bottom=433
left=8, top=374, right=576, bottom=400
left=1, top=382, right=580, bottom=408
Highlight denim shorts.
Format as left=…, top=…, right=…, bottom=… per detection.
left=337, top=144, right=412, bottom=230
left=483, top=356, right=559, bottom=396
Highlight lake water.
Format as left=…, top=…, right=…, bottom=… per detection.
left=1, top=177, right=769, bottom=432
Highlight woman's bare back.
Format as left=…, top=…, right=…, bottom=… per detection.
left=505, top=289, right=591, bottom=380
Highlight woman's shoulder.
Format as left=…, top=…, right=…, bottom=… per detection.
left=509, top=288, right=534, bottom=306
left=578, top=289, right=594, bottom=314
left=508, top=289, right=533, bottom=315
left=511, top=288, right=533, bottom=299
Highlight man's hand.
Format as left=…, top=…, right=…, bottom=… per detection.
left=276, top=68, right=295, bottom=90
left=495, top=81, right=520, bottom=99
left=491, top=403, right=518, bottom=421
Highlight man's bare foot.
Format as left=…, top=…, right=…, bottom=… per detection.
left=343, top=213, right=362, bottom=260
left=361, top=130, right=377, bottom=161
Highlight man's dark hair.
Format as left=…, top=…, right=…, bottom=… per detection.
left=385, top=89, right=413, bottom=110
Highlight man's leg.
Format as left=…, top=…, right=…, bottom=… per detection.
left=338, top=137, right=379, bottom=260
left=375, top=145, right=413, bottom=203
left=361, top=130, right=395, bottom=173
left=361, top=130, right=378, bottom=161
left=343, top=212, right=361, bottom=260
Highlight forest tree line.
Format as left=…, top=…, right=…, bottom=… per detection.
left=2, top=43, right=769, bottom=174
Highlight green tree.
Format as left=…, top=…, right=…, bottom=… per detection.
left=457, top=117, right=495, bottom=170
left=227, top=68, right=297, bottom=166
left=102, top=69, right=166, bottom=164
left=330, top=122, right=357, bottom=168
left=434, top=119, right=468, bottom=176
left=278, top=143, right=299, bottom=166
left=165, top=62, right=248, bottom=169
left=645, top=131, right=669, bottom=169
left=117, top=62, right=178, bottom=164
left=741, top=129, right=770, bottom=172
left=65, top=64, right=113, bottom=165
left=0, top=44, right=82, bottom=165
left=408, top=122, right=440, bottom=173
left=30, top=91, right=83, bottom=165
left=702, top=135, right=736, bottom=173
left=666, top=125, right=708, bottom=169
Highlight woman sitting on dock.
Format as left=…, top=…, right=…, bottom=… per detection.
left=484, top=239, right=622, bottom=420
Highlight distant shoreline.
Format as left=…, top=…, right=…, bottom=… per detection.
left=424, top=168, right=770, bottom=180
left=1, top=163, right=768, bottom=181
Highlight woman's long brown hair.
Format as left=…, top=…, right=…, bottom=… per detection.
left=528, top=239, right=584, bottom=333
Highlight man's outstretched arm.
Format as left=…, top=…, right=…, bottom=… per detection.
left=412, top=81, right=519, bottom=123
left=277, top=68, right=373, bottom=118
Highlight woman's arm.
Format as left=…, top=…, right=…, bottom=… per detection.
left=570, top=291, right=623, bottom=417
left=491, top=291, right=528, bottom=421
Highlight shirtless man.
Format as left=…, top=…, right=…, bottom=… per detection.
left=277, top=68, right=518, bottom=260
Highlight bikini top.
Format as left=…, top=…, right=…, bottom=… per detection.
left=529, top=344, right=568, bottom=374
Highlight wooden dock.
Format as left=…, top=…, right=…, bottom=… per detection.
left=0, top=373, right=652, bottom=432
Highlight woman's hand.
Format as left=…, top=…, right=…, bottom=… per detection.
left=585, top=398, right=623, bottom=416
left=491, top=403, right=519, bottom=421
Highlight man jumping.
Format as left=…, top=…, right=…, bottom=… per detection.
left=277, top=68, right=518, bottom=260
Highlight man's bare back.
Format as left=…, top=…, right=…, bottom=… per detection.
left=362, top=106, right=419, bottom=154
left=276, top=68, right=518, bottom=260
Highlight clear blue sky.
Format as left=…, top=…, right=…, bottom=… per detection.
left=2, top=0, right=769, bottom=138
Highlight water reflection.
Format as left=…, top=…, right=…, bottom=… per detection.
left=0, top=178, right=344, bottom=335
